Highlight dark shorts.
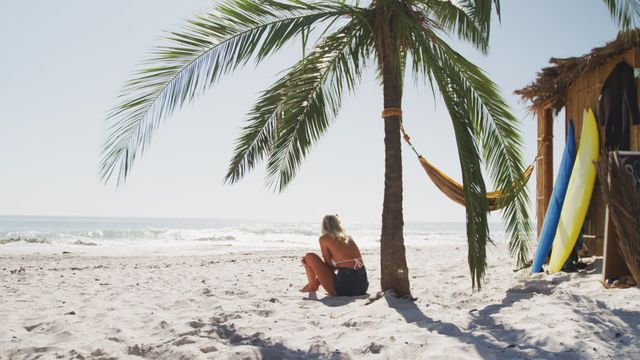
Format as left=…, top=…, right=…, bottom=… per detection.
left=334, top=267, right=369, bottom=296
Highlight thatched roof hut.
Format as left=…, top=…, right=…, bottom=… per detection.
left=517, top=30, right=640, bottom=280
left=517, top=30, right=640, bottom=112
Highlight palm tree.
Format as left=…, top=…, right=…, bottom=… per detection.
left=101, top=0, right=530, bottom=296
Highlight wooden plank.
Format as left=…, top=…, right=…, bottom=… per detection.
left=633, top=125, right=640, bottom=151
left=536, top=108, right=554, bottom=236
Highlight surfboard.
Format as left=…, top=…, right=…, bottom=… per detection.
left=531, top=120, right=576, bottom=273
left=548, top=109, right=599, bottom=273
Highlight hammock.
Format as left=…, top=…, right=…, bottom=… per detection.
left=417, top=154, right=534, bottom=211
left=384, top=108, right=534, bottom=212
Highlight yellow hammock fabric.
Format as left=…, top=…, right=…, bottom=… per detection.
left=417, top=155, right=534, bottom=211
left=381, top=107, right=534, bottom=212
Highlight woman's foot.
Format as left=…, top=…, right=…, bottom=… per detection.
left=299, top=281, right=320, bottom=292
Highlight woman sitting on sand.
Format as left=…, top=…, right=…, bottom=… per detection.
left=300, top=215, right=369, bottom=296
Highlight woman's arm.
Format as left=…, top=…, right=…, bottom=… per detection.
left=319, top=236, right=335, bottom=271
left=353, top=240, right=363, bottom=260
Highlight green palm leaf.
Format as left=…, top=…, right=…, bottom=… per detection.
left=270, top=22, right=370, bottom=191
left=429, top=36, right=532, bottom=267
left=602, top=0, right=640, bottom=30
left=225, top=16, right=371, bottom=188
left=417, top=0, right=490, bottom=53
left=430, top=0, right=501, bottom=40
left=407, top=33, right=488, bottom=289
left=408, top=20, right=531, bottom=287
left=474, top=0, right=501, bottom=22
left=435, top=70, right=491, bottom=289
left=100, top=0, right=351, bottom=185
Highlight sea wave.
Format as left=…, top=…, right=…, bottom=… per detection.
left=0, top=237, right=51, bottom=245
left=195, top=235, right=236, bottom=242
left=0, top=216, right=510, bottom=252
left=72, top=240, right=98, bottom=246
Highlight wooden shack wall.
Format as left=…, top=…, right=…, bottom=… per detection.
left=564, top=48, right=640, bottom=256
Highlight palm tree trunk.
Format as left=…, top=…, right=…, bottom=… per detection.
left=379, top=39, right=411, bottom=298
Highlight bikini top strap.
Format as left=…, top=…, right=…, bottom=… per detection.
left=334, top=258, right=364, bottom=269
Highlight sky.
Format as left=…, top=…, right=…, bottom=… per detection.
left=0, top=0, right=620, bottom=223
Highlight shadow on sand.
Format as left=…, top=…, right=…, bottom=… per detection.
left=192, top=259, right=637, bottom=360
left=209, top=322, right=348, bottom=360
left=301, top=291, right=369, bottom=307
left=385, top=273, right=639, bottom=359
left=319, top=294, right=369, bottom=307
left=192, top=294, right=370, bottom=359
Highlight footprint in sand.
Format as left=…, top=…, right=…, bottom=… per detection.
left=24, top=323, right=43, bottom=332
left=127, top=344, right=153, bottom=356
left=172, top=336, right=196, bottom=346
left=188, top=320, right=206, bottom=329
left=200, top=345, right=218, bottom=353
left=363, top=342, right=384, bottom=354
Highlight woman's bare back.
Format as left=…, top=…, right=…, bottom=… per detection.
left=319, top=234, right=363, bottom=268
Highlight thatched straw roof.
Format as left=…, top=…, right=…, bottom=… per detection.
left=516, top=30, right=640, bottom=111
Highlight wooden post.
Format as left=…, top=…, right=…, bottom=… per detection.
left=536, top=108, right=554, bottom=236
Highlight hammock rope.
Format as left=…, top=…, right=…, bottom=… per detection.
left=382, top=108, right=535, bottom=211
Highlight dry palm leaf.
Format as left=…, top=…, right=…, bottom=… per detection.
left=597, top=152, right=640, bottom=286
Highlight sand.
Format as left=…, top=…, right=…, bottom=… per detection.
left=1, top=243, right=639, bottom=359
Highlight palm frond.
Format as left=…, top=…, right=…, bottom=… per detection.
left=267, top=23, right=371, bottom=191
left=408, top=23, right=532, bottom=286
left=430, top=37, right=532, bottom=268
left=597, top=152, right=640, bottom=285
left=602, top=0, right=640, bottom=30
left=407, top=28, right=488, bottom=289
left=468, top=0, right=501, bottom=29
left=100, top=0, right=352, bottom=185
left=441, top=85, right=490, bottom=290
left=424, top=0, right=500, bottom=40
left=226, top=16, right=372, bottom=190
left=416, top=0, right=490, bottom=54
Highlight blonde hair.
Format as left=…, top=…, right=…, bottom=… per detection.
left=321, top=214, right=350, bottom=244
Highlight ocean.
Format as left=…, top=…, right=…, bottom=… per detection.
left=0, top=216, right=508, bottom=255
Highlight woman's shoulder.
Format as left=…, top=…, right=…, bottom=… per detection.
left=320, top=234, right=354, bottom=244
left=319, top=233, right=334, bottom=243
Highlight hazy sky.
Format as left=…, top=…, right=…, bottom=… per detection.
left=0, top=1, right=619, bottom=223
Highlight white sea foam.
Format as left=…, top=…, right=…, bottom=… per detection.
left=0, top=216, right=510, bottom=255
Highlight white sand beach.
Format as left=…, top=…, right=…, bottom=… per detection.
left=1, top=243, right=638, bottom=360
left=4, top=1, right=640, bottom=359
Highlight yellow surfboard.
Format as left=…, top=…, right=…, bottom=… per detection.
left=548, top=109, right=599, bottom=273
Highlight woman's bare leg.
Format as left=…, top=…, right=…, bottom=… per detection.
left=300, top=261, right=320, bottom=292
left=301, top=253, right=336, bottom=296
